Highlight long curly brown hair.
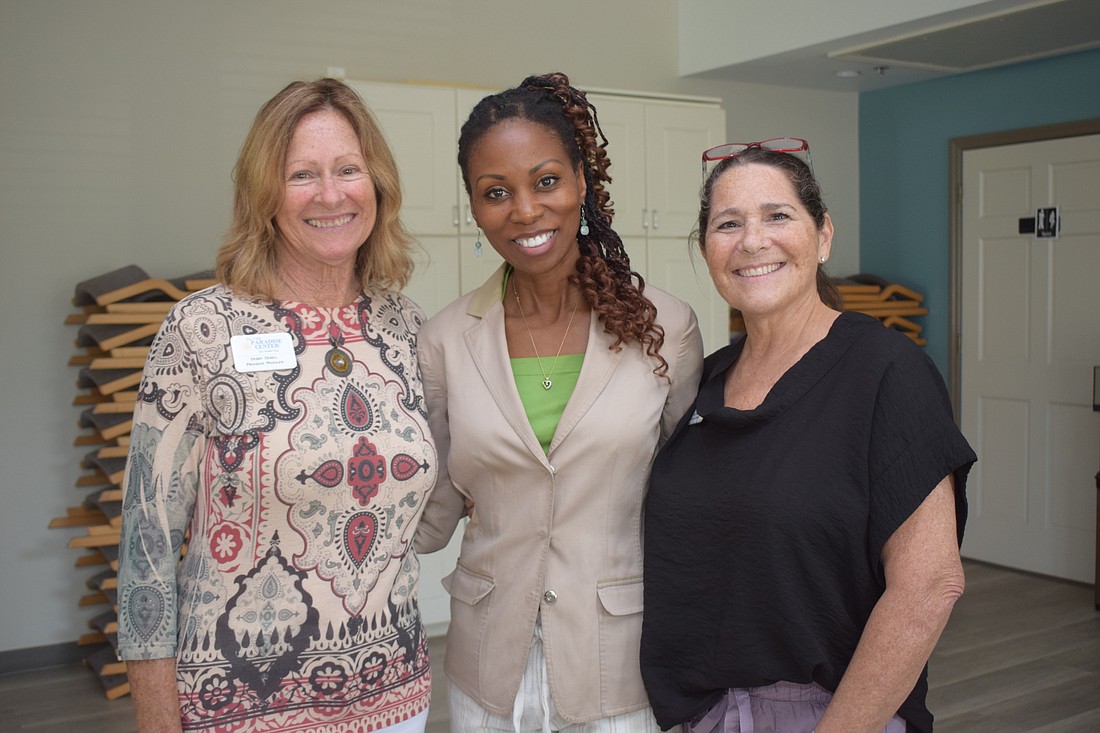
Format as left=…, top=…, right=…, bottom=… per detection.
left=458, top=72, right=668, bottom=377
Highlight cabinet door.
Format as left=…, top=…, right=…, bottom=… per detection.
left=587, top=95, right=648, bottom=238
left=352, top=82, right=460, bottom=236
left=622, top=234, right=649, bottom=281
left=646, top=236, right=729, bottom=354
left=404, top=235, right=462, bottom=319
left=454, top=88, right=507, bottom=295
left=642, top=103, right=726, bottom=242
left=458, top=232, right=504, bottom=295
left=454, top=88, right=491, bottom=237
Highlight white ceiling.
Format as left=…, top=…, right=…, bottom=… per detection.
left=680, top=0, right=1100, bottom=92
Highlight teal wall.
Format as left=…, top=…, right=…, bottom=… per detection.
left=859, top=48, right=1100, bottom=374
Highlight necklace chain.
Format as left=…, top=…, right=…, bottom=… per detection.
left=513, top=280, right=579, bottom=390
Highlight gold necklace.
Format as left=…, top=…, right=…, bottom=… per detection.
left=513, top=280, right=580, bottom=390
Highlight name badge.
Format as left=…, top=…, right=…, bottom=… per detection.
left=230, top=332, right=297, bottom=372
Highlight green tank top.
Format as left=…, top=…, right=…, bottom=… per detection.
left=510, top=354, right=584, bottom=453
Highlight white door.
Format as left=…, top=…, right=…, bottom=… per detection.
left=351, top=81, right=459, bottom=236
left=960, top=133, right=1100, bottom=582
left=641, top=103, right=729, bottom=354
left=350, top=81, right=472, bottom=631
left=642, top=103, right=726, bottom=239
left=646, top=236, right=731, bottom=355
left=589, top=96, right=648, bottom=240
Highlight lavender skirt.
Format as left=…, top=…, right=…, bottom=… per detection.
left=687, top=681, right=906, bottom=733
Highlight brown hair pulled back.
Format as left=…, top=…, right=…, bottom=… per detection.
left=695, top=148, right=843, bottom=310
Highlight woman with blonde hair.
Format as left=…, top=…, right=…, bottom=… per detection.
left=217, top=77, right=414, bottom=296
left=117, top=78, right=437, bottom=733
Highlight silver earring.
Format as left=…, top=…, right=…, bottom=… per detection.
left=579, top=205, right=590, bottom=237
left=819, top=255, right=827, bottom=263
left=475, top=229, right=483, bottom=258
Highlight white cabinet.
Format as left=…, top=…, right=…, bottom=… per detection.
left=350, top=82, right=489, bottom=631
left=352, top=82, right=465, bottom=236
left=351, top=81, right=504, bottom=317
left=589, top=94, right=729, bottom=353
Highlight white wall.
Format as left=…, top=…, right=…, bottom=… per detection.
left=0, top=0, right=858, bottom=655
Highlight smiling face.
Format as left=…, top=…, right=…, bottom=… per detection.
left=274, top=108, right=377, bottom=277
left=465, top=119, right=587, bottom=281
left=702, top=162, right=833, bottom=319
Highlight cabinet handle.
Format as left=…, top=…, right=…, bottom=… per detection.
left=652, top=209, right=659, bottom=230
left=453, top=206, right=460, bottom=227
left=465, top=205, right=473, bottom=226
left=642, top=208, right=649, bottom=230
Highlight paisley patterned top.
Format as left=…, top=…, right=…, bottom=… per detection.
left=116, top=284, right=437, bottom=732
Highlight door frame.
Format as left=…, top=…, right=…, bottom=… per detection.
left=947, top=117, right=1100, bottom=415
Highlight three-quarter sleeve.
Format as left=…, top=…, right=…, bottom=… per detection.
left=116, top=311, right=207, bottom=660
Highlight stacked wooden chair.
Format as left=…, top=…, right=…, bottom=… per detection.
left=52, top=265, right=214, bottom=699
left=728, top=274, right=929, bottom=346
left=835, top=274, right=928, bottom=346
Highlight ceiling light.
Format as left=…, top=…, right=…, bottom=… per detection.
left=835, top=70, right=861, bottom=77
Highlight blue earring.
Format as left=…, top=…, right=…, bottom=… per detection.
left=475, top=228, right=483, bottom=258
left=579, top=205, right=590, bottom=237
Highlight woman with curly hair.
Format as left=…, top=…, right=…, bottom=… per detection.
left=414, top=72, right=703, bottom=732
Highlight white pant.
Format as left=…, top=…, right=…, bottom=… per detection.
left=447, top=621, right=661, bottom=733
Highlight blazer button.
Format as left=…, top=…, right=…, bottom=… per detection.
left=543, top=590, right=558, bottom=604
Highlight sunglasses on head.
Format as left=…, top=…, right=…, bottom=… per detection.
left=701, top=137, right=812, bottom=180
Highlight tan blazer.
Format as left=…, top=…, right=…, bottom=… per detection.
left=414, top=265, right=703, bottom=723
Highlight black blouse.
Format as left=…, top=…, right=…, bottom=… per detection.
left=640, top=312, right=976, bottom=732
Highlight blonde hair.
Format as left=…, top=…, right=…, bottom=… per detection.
left=216, top=78, right=413, bottom=296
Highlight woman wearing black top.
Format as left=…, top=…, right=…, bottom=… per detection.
left=640, top=140, right=976, bottom=733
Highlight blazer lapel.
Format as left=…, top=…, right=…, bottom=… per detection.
left=459, top=263, right=626, bottom=459
left=462, top=271, right=548, bottom=463
left=548, top=309, right=623, bottom=453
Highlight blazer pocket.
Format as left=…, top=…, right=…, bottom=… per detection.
left=596, top=577, right=647, bottom=709
left=596, top=577, right=644, bottom=616
left=442, top=563, right=495, bottom=606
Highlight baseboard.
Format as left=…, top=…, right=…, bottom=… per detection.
left=0, top=642, right=84, bottom=675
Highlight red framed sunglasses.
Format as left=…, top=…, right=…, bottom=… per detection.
left=701, top=137, right=812, bottom=180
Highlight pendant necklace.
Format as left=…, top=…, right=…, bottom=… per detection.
left=325, top=321, right=352, bottom=377
left=513, top=280, right=579, bottom=390
left=278, top=277, right=354, bottom=378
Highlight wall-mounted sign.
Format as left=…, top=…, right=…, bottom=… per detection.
left=1036, top=206, right=1059, bottom=239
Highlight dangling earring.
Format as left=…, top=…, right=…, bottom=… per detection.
left=579, top=205, right=590, bottom=237
left=474, top=228, right=483, bottom=258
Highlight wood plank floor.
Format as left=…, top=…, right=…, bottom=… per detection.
left=1, top=561, right=1096, bottom=732
left=927, top=561, right=1100, bottom=732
